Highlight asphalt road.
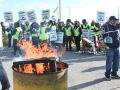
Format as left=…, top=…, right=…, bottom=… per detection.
left=0, top=47, right=120, bottom=90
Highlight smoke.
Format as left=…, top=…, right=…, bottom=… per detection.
left=13, top=55, right=24, bottom=62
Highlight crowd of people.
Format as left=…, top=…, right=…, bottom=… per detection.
left=1, top=18, right=106, bottom=56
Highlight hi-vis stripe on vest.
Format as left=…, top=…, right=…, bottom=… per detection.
left=65, top=27, right=72, bottom=36
left=74, top=27, right=80, bottom=36
left=105, top=30, right=119, bottom=34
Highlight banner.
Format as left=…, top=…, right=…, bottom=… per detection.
left=55, top=32, right=63, bottom=43
left=18, top=11, right=28, bottom=22
left=4, top=12, right=13, bottom=22
left=27, top=10, right=37, bottom=22
left=53, top=6, right=59, bottom=20
left=97, top=11, right=105, bottom=23
left=42, top=9, right=50, bottom=21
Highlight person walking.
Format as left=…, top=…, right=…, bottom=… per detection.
left=103, top=16, right=120, bottom=81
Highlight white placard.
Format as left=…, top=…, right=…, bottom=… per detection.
left=55, top=32, right=63, bottom=43
left=4, top=12, right=13, bottom=22
left=18, top=11, right=28, bottom=22
left=0, top=25, right=3, bottom=47
left=42, top=10, right=50, bottom=21
left=27, top=10, right=37, bottom=22
left=49, top=26, right=56, bottom=35
left=97, top=11, right=105, bottom=23
left=50, top=33, right=57, bottom=41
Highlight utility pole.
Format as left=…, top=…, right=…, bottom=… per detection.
left=67, top=7, right=70, bottom=19
left=118, top=6, right=119, bottom=20
left=59, top=0, right=61, bottom=21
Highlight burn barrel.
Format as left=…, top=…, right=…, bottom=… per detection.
left=12, top=58, right=68, bottom=90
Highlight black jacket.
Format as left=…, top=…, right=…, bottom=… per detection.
left=103, top=23, right=120, bottom=48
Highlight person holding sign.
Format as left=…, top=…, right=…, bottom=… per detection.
left=31, top=22, right=40, bottom=46
left=24, top=21, right=31, bottom=41
left=39, top=22, right=51, bottom=44
left=73, top=21, right=82, bottom=52
left=64, top=22, right=73, bottom=51
left=103, top=16, right=120, bottom=81
left=56, top=22, right=64, bottom=47
left=7, top=23, right=15, bottom=47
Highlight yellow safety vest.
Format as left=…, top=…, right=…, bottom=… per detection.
left=13, top=27, right=21, bottom=39
left=65, top=27, right=72, bottom=36
left=74, top=27, right=80, bottom=36
left=39, top=27, right=49, bottom=40
left=90, top=25, right=96, bottom=30
left=32, top=27, right=40, bottom=37
left=94, top=27, right=100, bottom=36
left=82, top=24, right=88, bottom=29
left=24, top=25, right=30, bottom=34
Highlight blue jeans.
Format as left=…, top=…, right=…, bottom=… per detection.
left=105, top=48, right=119, bottom=77
left=0, top=59, right=10, bottom=89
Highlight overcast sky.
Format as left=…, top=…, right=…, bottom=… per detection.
left=0, top=0, right=120, bottom=25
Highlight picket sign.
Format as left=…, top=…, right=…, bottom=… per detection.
left=4, top=12, right=13, bottom=22
left=42, top=9, right=50, bottom=21
left=55, top=32, right=63, bottom=44
left=81, top=29, right=94, bottom=41
left=18, top=11, right=28, bottom=22
left=27, top=10, right=37, bottom=22
left=49, top=26, right=57, bottom=41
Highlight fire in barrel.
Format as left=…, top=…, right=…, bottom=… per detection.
left=12, top=41, right=68, bottom=90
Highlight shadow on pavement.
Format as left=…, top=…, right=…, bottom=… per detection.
left=68, top=78, right=105, bottom=90
left=62, top=51, right=106, bottom=64
left=81, top=65, right=105, bottom=73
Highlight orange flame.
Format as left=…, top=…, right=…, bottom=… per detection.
left=15, top=40, right=66, bottom=74
left=17, top=40, right=65, bottom=60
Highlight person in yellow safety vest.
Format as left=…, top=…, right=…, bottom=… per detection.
left=31, top=22, right=40, bottom=46
left=94, top=23, right=101, bottom=36
left=56, top=22, right=65, bottom=47
left=24, top=21, right=31, bottom=41
left=73, top=21, right=82, bottom=52
left=7, top=23, right=15, bottom=47
left=89, top=20, right=96, bottom=30
left=63, top=22, right=73, bottom=51
left=39, top=22, right=51, bottom=44
left=11, top=21, right=22, bottom=56
left=81, top=19, right=89, bottom=29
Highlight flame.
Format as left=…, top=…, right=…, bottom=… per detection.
left=36, top=63, right=44, bottom=74
left=15, top=40, right=66, bottom=74
left=17, top=40, right=65, bottom=60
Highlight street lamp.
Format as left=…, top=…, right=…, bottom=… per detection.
left=67, top=7, right=70, bottom=19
